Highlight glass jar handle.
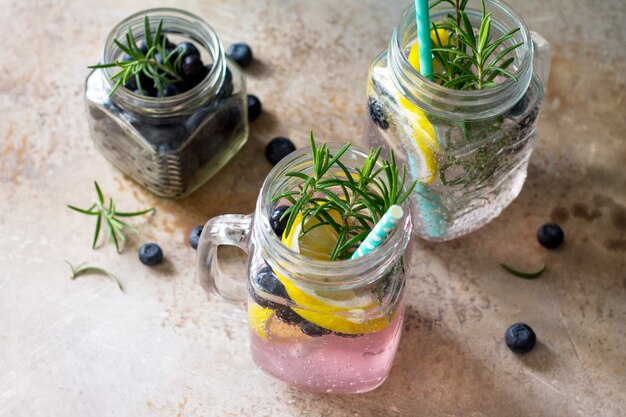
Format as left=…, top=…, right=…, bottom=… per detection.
left=531, top=31, right=552, bottom=90
left=196, top=214, right=253, bottom=302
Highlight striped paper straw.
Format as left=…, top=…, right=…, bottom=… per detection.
left=351, top=205, right=404, bottom=260
left=415, top=0, right=433, bottom=80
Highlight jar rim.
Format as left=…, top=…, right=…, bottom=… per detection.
left=254, top=142, right=413, bottom=291
left=100, top=7, right=226, bottom=116
left=388, top=0, right=533, bottom=120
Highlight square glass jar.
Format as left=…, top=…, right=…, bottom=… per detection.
left=85, top=8, right=248, bottom=198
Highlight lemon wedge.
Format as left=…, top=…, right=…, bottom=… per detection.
left=282, top=211, right=341, bottom=261
left=278, top=211, right=391, bottom=334
left=248, top=302, right=273, bottom=340
left=397, top=28, right=448, bottom=184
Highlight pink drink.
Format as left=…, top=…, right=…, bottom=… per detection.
left=249, top=301, right=405, bottom=393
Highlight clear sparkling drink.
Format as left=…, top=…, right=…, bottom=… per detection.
left=363, top=0, right=549, bottom=241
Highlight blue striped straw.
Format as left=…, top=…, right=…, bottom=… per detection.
left=415, top=0, right=433, bottom=80
left=351, top=205, right=404, bottom=260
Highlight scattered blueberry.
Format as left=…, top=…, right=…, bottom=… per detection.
left=182, top=54, right=205, bottom=78
left=537, top=223, right=564, bottom=249
left=368, top=97, right=390, bottom=130
left=138, top=243, right=164, bottom=266
left=157, top=84, right=182, bottom=97
left=270, top=205, right=290, bottom=238
left=250, top=266, right=290, bottom=309
left=247, top=95, right=262, bottom=121
left=188, top=225, right=204, bottom=249
left=265, top=137, right=296, bottom=165
left=505, top=323, right=537, bottom=353
left=176, top=41, right=200, bottom=59
left=226, top=43, right=253, bottom=68
left=300, top=321, right=332, bottom=337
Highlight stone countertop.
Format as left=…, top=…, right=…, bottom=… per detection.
left=0, top=0, right=624, bottom=416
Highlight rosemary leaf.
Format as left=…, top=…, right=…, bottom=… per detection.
left=65, top=261, right=124, bottom=292
left=68, top=181, right=154, bottom=253
left=500, top=263, right=546, bottom=279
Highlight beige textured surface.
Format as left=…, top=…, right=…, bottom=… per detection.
left=1, top=0, right=625, bottom=416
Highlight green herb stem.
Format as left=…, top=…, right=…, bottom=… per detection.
left=89, top=16, right=184, bottom=96
left=500, top=263, right=546, bottom=279
left=68, top=181, right=154, bottom=253
left=428, top=0, right=522, bottom=90
left=272, top=133, right=416, bottom=261
left=65, top=261, right=124, bottom=292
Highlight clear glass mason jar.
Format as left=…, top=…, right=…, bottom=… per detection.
left=196, top=144, right=413, bottom=393
left=85, top=8, right=248, bottom=198
left=364, top=0, right=551, bottom=241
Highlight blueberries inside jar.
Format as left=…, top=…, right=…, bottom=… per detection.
left=85, top=10, right=249, bottom=198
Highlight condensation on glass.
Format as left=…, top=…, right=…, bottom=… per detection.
left=364, top=0, right=551, bottom=241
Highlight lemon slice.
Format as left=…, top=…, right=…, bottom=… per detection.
left=282, top=211, right=340, bottom=261
left=278, top=212, right=391, bottom=334
left=397, top=29, right=448, bottom=184
left=276, top=271, right=391, bottom=334
left=248, top=302, right=273, bottom=340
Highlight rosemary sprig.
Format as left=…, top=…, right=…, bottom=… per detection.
left=65, top=261, right=124, bottom=292
left=67, top=181, right=155, bottom=254
left=272, top=133, right=416, bottom=261
left=89, top=16, right=184, bottom=96
left=428, top=0, right=523, bottom=90
left=500, top=263, right=546, bottom=279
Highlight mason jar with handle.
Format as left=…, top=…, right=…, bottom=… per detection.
left=196, top=144, right=413, bottom=393
left=364, top=0, right=551, bottom=241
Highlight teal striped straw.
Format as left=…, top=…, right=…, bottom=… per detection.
left=351, top=205, right=404, bottom=260
left=413, top=0, right=445, bottom=237
left=415, top=0, right=433, bottom=80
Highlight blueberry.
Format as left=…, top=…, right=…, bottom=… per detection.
left=176, top=41, right=200, bottom=59
left=188, top=225, right=204, bottom=249
left=134, top=87, right=157, bottom=97
left=221, top=67, right=234, bottom=97
left=505, top=323, right=537, bottom=353
left=125, top=77, right=138, bottom=91
left=139, top=42, right=149, bottom=55
left=265, top=137, right=296, bottom=165
left=537, top=223, right=564, bottom=249
left=182, top=65, right=210, bottom=91
left=247, top=95, right=262, bottom=121
left=157, top=143, right=174, bottom=154
left=275, top=306, right=305, bottom=325
left=157, top=84, right=182, bottom=97
left=182, top=55, right=205, bottom=78
left=138, top=243, right=164, bottom=266
left=141, top=35, right=174, bottom=51
left=250, top=266, right=290, bottom=309
left=269, top=205, right=290, bottom=238
left=300, top=321, right=332, bottom=337
left=368, top=97, right=390, bottom=130
left=507, top=92, right=530, bottom=117
left=226, top=43, right=253, bottom=68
